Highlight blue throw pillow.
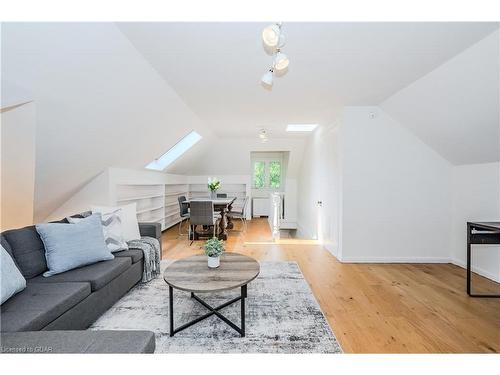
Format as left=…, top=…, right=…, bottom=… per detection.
left=1, top=245, right=27, bottom=304
left=36, top=213, right=114, bottom=277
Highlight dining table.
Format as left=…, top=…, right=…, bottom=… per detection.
left=182, top=197, right=237, bottom=240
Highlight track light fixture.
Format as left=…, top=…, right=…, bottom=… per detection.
left=260, top=23, right=289, bottom=90
left=261, top=68, right=274, bottom=87
left=262, top=23, right=286, bottom=49
left=274, top=49, right=289, bottom=71
left=258, top=129, right=269, bottom=143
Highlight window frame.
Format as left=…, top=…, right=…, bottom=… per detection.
left=252, top=156, right=283, bottom=190
left=145, top=130, right=202, bottom=171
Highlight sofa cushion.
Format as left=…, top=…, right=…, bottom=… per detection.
left=36, top=214, right=114, bottom=277
left=2, top=226, right=47, bottom=279
left=68, top=209, right=128, bottom=253
left=0, top=234, right=21, bottom=272
left=0, top=282, right=91, bottom=332
left=92, top=203, right=140, bottom=242
left=114, top=249, right=144, bottom=264
left=0, top=330, right=155, bottom=353
left=29, top=257, right=132, bottom=292
left=1, top=245, right=27, bottom=304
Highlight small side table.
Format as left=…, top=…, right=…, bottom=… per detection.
left=163, top=253, right=260, bottom=337
left=467, top=222, right=500, bottom=298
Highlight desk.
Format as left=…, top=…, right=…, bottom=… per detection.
left=183, top=198, right=236, bottom=240
left=467, top=222, right=500, bottom=298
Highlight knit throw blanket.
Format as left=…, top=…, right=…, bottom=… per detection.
left=127, top=236, right=161, bottom=283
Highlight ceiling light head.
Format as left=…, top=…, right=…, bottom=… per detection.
left=286, top=124, right=319, bottom=132
left=262, top=23, right=281, bottom=48
left=274, top=50, right=289, bottom=72
left=261, top=69, right=274, bottom=87
left=259, top=129, right=269, bottom=143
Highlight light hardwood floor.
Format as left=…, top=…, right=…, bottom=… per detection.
left=162, top=218, right=500, bottom=353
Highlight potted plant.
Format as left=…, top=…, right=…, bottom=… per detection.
left=208, top=177, right=221, bottom=199
left=203, top=237, right=225, bottom=268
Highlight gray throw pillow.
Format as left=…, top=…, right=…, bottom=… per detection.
left=36, top=213, right=114, bottom=277
left=1, top=245, right=27, bottom=304
left=67, top=209, right=128, bottom=253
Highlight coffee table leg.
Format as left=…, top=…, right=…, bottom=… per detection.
left=241, top=284, right=247, bottom=337
left=169, top=285, right=174, bottom=337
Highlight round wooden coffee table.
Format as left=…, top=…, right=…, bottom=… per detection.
left=164, top=252, right=260, bottom=337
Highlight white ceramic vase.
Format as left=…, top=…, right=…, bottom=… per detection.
left=208, top=256, right=220, bottom=268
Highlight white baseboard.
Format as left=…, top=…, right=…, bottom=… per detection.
left=339, top=256, right=450, bottom=263
left=451, top=258, right=500, bottom=284
left=324, top=243, right=336, bottom=255
left=296, top=223, right=315, bottom=240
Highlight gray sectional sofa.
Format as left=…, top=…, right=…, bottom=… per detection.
left=0, top=216, right=161, bottom=353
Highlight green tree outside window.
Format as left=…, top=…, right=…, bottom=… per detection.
left=269, top=161, right=281, bottom=188
left=253, top=161, right=265, bottom=188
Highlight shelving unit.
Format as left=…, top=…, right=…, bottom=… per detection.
left=112, top=178, right=249, bottom=232
left=115, top=184, right=166, bottom=230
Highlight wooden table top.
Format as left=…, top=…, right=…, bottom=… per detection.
left=184, top=198, right=235, bottom=206
left=163, top=252, right=260, bottom=293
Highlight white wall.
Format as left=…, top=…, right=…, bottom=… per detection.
left=297, top=122, right=342, bottom=257
left=2, top=23, right=209, bottom=222
left=451, top=163, right=500, bottom=282
left=0, top=102, right=37, bottom=230
left=298, top=106, right=454, bottom=262
left=340, top=107, right=452, bottom=262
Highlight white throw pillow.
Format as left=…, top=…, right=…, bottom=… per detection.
left=92, top=203, right=141, bottom=242
left=68, top=208, right=128, bottom=252
left=1, top=245, right=27, bottom=304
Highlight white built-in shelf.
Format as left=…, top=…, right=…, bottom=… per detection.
left=117, top=194, right=164, bottom=202
left=113, top=181, right=249, bottom=231
left=165, top=191, right=189, bottom=197
left=136, top=205, right=164, bottom=214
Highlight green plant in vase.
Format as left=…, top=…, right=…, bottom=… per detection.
left=204, top=237, right=225, bottom=268
left=208, top=177, right=221, bottom=199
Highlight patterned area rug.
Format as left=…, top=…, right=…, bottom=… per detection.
left=90, top=260, right=342, bottom=353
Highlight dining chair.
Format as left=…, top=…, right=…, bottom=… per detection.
left=188, top=200, right=221, bottom=245
left=216, top=193, right=228, bottom=198
left=228, top=196, right=249, bottom=232
left=177, top=196, right=190, bottom=236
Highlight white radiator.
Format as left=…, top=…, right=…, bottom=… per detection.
left=252, top=198, right=270, bottom=217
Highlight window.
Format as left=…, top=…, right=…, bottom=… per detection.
left=253, top=161, right=266, bottom=188
left=252, top=159, right=282, bottom=189
left=269, top=161, right=281, bottom=188
left=145, top=131, right=202, bottom=171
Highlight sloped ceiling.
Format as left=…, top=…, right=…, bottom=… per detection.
left=2, top=22, right=499, bottom=222
left=381, top=30, right=500, bottom=165
left=1, top=23, right=210, bottom=221
left=118, top=22, right=498, bottom=139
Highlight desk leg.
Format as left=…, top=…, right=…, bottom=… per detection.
left=227, top=204, right=234, bottom=230
left=169, top=286, right=174, bottom=337
left=218, top=209, right=228, bottom=240
left=467, top=223, right=472, bottom=296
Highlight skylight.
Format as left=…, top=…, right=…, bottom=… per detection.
left=145, top=131, right=202, bottom=171
left=286, top=124, right=318, bottom=132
